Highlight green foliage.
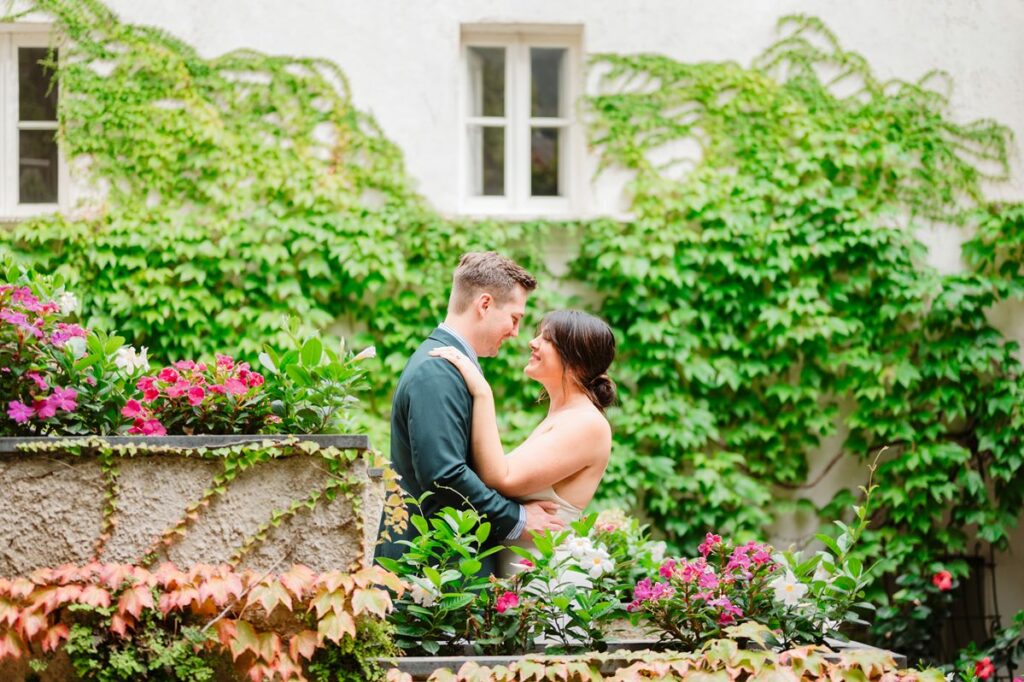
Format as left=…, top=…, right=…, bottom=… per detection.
left=63, top=610, right=218, bottom=682
left=576, top=14, right=1024, bottom=654
left=307, top=617, right=398, bottom=682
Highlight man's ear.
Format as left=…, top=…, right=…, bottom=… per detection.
left=475, top=292, right=493, bottom=317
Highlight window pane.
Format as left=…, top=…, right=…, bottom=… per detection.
left=530, top=48, right=565, bottom=118
left=19, top=47, right=58, bottom=122
left=20, top=130, right=59, bottom=204
left=468, top=47, right=505, bottom=117
left=469, top=125, right=505, bottom=196
left=530, top=127, right=561, bottom=197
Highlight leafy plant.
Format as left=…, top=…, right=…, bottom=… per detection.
left=0, top=562, right=403, bottom=682
left=259, top=321, right=373, bottom=434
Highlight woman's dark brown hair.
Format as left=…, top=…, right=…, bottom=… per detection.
left=540, top=310, right=616, bottom=411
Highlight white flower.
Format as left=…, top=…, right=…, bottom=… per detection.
left=583, top=548, right=614, bottom=579
left=648, top=541, right=667, bottom=564
left=565, top=536, right=595, bottom=561
left=769, top=572, right=809, bottom=606
left=56, top=291, right=79, bottom=316
left=812, top=563, right=833, bottom=584
left=409, top=580, right=439, bottom=608
left=66, top=336, right=87, bottom=359
left=353, top=345, right=376, bottom=362
left=114, top=345, right=150, bottom=374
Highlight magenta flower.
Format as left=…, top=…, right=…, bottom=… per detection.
left=187, top=386, right=206, bottom=406
left=224, top=377, right=247, bottom=396
left=0, top=308, right=29, bottom=326
left=659, top=559, right=676, bottom=579
left=495, top=591, right=519, bottom=614
left=698, top=532, right=722, bottom=557
left=165, top=381, right=189, bottom=399
left=25, top=371, right=48, bottom=391
left=34, top=398, right=57, bottom=419
left=48, top=386, right=78, bottom=412
left=174, top=360, right=196, bottom=371
left=140, top=419, right=166, bottom=436
left=216, top=354, right=235, bottom=371
left=158, top=367, right=180, bottom=384
left=122, top=399, right=144, bottom=419
left=7, top=401, right=33, bottom=423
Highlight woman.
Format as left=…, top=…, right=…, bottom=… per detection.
left=429, top=309, right=616, bottom=570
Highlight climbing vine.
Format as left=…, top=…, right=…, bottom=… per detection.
left=2, top=1, right=1023, bottom=664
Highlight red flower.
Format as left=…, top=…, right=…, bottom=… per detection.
left=932, top=570, right=953, bottom=591
left=224, top=377, right=247, bottom=396
left=495, top=591, right=519, bottom=614
left=975, top=657, right=995, bottom=680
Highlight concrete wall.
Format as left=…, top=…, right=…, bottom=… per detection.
left=0, top=450, right=384, bottom=575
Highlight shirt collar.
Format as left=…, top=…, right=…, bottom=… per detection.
left=438, top=323, right=479, bottom=364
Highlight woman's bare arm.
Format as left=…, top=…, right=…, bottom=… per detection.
left=430, top=346, right=611, bottom=497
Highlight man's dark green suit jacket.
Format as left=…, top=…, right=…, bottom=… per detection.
left=375, top=327, right=521, bottom=570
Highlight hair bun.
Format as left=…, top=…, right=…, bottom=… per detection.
left=588, top=373, right=616, bottom=410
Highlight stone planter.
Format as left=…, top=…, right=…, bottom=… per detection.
left=0, top=435, right=383, bottom=575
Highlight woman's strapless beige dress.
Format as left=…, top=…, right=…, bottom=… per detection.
left=498, top=485, right=584, bottom=577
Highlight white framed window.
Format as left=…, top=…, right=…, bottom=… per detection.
left=0, top=29, right=66, bottom=220
left=460, top=26, right=582, bottom=217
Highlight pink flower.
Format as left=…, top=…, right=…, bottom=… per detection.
left=187, top=386, right=206, bottom=406
left=158, top=367, right=180, bottom=384
left=514, top=559, right=535, bottom=570
left=34, top=398, right=57, bottom=419
left=143, top=388, right=160, bottom=403
left=698, top=570, right=719, bottom=590
left=174, top=360, right=196, bottom=371
left=141, top=419, right=166, bottom=436
left=11, top=287, right=42, bottom=312
left=208, top=384, right=226, bottom=395
left=122, top=399, right=144, bottom=418
left=932, top=570, right=953, bottom=591
left=975, top=657, right=994, bottom=680
left=48, top=386, right=78, bottom=412
left=49, top=322, right=86, bottom=348
left=7, top=401, right=33, bottom=423
left=1, top=308, right=29, bottom=326
left=659, top=559, right=676, bottom=579
left=25, top=372, right=48, bottom=391
left=495, top=591, right=519, bottom=614
left=165, top=381, right=189, bottom=399
left=137, top=376, right=157, bottom=392
left=698, top=532, right=722, bottom=557
left=247, top=372, right=264, bottom=387
left=224, top=377, right=247, bottom=396
left=216, top=354, right=234, bottom=371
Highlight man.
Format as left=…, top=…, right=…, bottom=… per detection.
left=376, top=252, right=564, bottom=574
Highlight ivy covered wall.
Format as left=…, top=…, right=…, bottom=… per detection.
left=3, top=0, right=1024, bottom=662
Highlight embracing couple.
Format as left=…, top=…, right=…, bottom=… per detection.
left=375, top=251, right=616, bottom=576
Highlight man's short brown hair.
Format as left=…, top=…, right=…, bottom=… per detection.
left=448, top=252, right=537, bottom=314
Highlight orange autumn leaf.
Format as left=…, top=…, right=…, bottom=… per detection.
left=279, top=565, right=316, bottom=600
left=317, top=610, right=355, bottom=644
left=351, top=587, right=390, bottom=618
left=16, top=609, right=47, bottom=640
left=0, top=630, right=24, bottom=660
left=118, top=583, right=154, bottom=619
left=230, top=620, right=261, bottom=661
left=40, top=624, right=69, bottom=653
left=289, top=630, right=318, bottom=661
left=249, top=581, right=293, bottom=615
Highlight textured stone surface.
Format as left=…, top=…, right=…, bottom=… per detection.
left=0, top=446, right=382, bottom=577
left=0, top=455, right=105, bottom=575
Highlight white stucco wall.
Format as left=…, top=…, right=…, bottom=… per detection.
left=9, top=0, right=1024, bottom=638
